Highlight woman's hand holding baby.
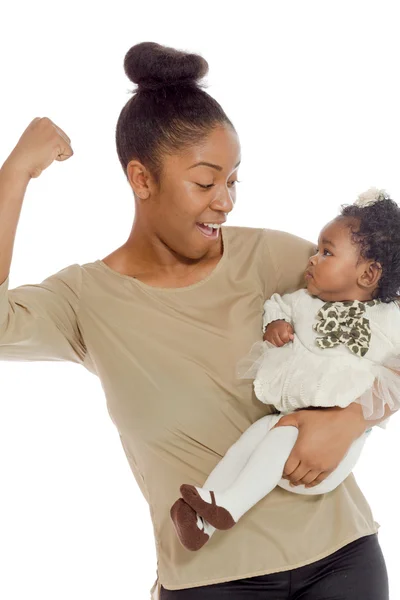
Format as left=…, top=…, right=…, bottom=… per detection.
left=271, top=405, right=367, bottom=488
left=264, top=320, right=294, bottom=346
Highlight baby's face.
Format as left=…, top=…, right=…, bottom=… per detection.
left=305, top=217, right=366, bottom=302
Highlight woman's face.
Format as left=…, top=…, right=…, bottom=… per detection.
left=140, top=124, right=241, bottom=260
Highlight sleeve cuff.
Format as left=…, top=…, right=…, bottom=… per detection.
left=262, top=310, right=291, bottom=332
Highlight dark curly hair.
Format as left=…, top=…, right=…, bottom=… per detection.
left=340, top=192, right=400, bottom=303
left=115, top=42, right=234, bottom=181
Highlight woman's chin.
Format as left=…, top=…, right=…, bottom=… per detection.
left=190, top=228, right=222, bottom=257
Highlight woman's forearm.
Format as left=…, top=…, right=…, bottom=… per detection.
left=0, top=160, right=30, bottom=284
left=0, top=118, right=74, bottom=286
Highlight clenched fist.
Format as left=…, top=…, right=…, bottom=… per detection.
left=5, top=117, right=73, bottom=179
left=263, top=320, right=294, bottom=347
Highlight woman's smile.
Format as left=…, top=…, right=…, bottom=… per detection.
left=196, top=222, right=222, bottom=239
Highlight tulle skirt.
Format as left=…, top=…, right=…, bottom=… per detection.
left=237, top=338, right=400, bottom=427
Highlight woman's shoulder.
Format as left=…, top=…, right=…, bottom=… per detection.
left=223, top=225, right=263, bottom=243
left=225, top=226, right=313, bottom=254
left=54, top=260, right=123, bottom=298
left=262, top=228, right=315, bottom=255
left=226, top=226, right=314, bottom=255
left=224, top=226, right=315, bottom=298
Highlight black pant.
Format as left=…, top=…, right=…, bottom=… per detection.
left=160, top=534, right=389, bottom=599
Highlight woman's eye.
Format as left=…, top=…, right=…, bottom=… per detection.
left=196, top=183, right=215, bottom=189
left=228, top=179, right=240, bottom=188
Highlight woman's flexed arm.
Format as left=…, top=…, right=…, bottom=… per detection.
left=0, top=117, right=73, bottom=284
left=0, top=119, right=85, bottom=365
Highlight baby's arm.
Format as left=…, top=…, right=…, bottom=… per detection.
left=262, top=291, right=299, bottom=347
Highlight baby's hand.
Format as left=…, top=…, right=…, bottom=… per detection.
left=264, top=320, right=294, bottom=347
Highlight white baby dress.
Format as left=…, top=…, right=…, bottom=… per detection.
left=242, top=289, right=400, bottom=429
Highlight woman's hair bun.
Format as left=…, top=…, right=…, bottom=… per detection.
left=124, top=42, right=209, bottom=90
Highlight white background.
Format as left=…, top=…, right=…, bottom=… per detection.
left=1, top=1, right=399, bottom=598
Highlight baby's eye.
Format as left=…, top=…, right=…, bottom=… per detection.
left=323, top=249, right=332, bottom=256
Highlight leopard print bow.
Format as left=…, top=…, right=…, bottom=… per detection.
left=313, top=299, right=380, bottom=357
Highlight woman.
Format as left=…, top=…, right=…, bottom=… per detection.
left=0, top=42, right=392, bottom=599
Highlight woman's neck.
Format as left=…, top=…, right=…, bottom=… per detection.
left=101, top=224, right=223, bottom=287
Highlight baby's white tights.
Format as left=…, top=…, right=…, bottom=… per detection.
left=196, top=412, right=370, bottom=537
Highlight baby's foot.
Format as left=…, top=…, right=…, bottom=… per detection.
left=170, top=498, right=209, bottom=551
left=180, top=485, right=236, bottom=530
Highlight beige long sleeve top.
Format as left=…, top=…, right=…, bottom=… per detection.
left=0, top=227, right=379, bottom=598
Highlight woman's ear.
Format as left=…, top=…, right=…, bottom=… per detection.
left=126, top=160, right=152, bottom=200
left=358, top=260, right=382, bottom=291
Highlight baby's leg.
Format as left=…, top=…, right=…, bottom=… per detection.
left=277, top=429, right=371, bottom=495
left=181, top=423, right=299, bottom=529
left=203, top=413, right=282, bottom=492
left=180, top=413, right=282, bottom=541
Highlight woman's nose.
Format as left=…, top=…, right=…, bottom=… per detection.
left=211, top=187, right=235, bottom=213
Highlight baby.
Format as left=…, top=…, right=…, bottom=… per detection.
left=171, top=188, right=400, bottom=551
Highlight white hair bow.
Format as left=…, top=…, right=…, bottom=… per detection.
left=354, top=187, right=389, bottom=207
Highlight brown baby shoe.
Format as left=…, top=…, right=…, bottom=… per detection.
left=180, top=485, right=236, bottom=530
left=170, top=498, right=210, bottom=551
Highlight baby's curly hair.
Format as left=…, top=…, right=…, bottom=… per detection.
left=340, top=191, right=400, bottom=303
